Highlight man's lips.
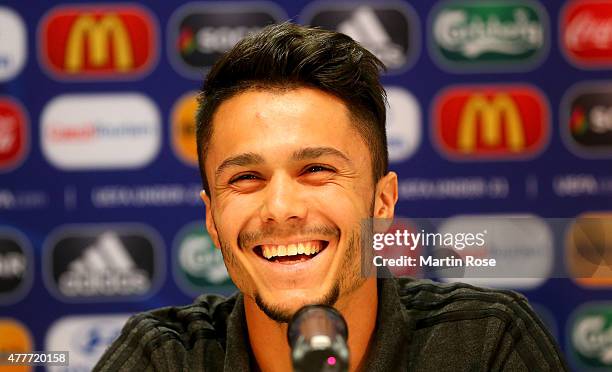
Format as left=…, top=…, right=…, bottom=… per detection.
left=253, top=240, right=329, bottom=265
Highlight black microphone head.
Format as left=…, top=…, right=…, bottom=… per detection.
left=287, top=305, right=349, bottom=372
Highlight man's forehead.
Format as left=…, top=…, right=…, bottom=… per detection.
left=205, top=88, right=363, bottom=164
left=213, top=86, right=350, bottom=123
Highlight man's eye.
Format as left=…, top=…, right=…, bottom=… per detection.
left=230, top=174, right=259, bottom=183
left=304, top=165, right=333, bottom=173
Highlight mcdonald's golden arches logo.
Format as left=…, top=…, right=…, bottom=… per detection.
left=39, top=4, right=158, bottom=79
left=433, top=85, right=549, bottom=159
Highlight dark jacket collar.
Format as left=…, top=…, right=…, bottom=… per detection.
left=223, top=278, right=411, bottom=371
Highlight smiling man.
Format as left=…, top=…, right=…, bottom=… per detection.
left=95, top=23, right=567, bottom=371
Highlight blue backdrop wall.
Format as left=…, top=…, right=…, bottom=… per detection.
left=1, top=1, right=612, bottom=371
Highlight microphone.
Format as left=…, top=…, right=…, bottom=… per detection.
left=287, top=305, right=349, bottom=372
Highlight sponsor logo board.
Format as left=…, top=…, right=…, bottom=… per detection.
left=429, top=0, right=548, bottom=72
left=39, top=4, right=158, bottom=79
left=0, top=319, right=33, bottom=372
left=173, top=222, right=233, bottom=296
left=569, top=303, right=612, bottom=369
left=436, top=214, right=553, bottom=289
left=168, top=2, right=286, bottom=79
left=301, top=1, right=419, bottom=73
left=0, top=228, right=32, bottom=305
left=385, top=87, right=421, bottom=162
left=43, top=224, right=164, bottom=302
left=562, top=82, right=612, bottom=158
left=46, top=314, right=129, bottom=372
left=561, top=0, right=612, bottom=68
left=171, top=91, right=199, bottom=166
left=566, top=212, right=612, bottom=287
left=41, top=93, right=160, bottom=170
left=0, top=97, right=28, bottom=172
left=433, top=84, right=549, bottom=160
left=0, top=7, right=27, bottom=82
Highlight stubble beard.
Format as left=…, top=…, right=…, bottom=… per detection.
left=214, top=198, right=374, bottom=324
left=220, top=230, right=364, bottom=323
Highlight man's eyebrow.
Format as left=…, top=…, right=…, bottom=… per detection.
left=215, top=152, right=264, bottom=178
left=291, top=147, right=352, bottom=164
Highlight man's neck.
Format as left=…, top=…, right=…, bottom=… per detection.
left=244, top=277, right=379, bottom=372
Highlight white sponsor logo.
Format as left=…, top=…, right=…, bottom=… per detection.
left=385, top=87, right=421, bottom=162
left=338, top=6, right=405, bottom=68
left=0, top=251, right=25, bottom=279
left=41, top=94, right=160, bottom=170
left=591, top=105, right=612, bottom=133
left=179, top=233, right=228, bottom=283
left=58, top=231, right=150, bottom=297
left=46, top=314, right=130, bottom=372
left=196, top=26, right=263, bottom=53
left=433, top=8, right=543, bottom=58
left=437, top=214, right=552, bottom=289
left=0, top=7, right=26, bottom=81
left=173, top=222, right=231, bottom=295
left=565, top=11, right=612, bottom=51
left=0, top=227, right=33, bottom=305
left=573, top=314, right=612, bottom=364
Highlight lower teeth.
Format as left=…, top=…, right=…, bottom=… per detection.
left=272, top=253, right=313, bottom=263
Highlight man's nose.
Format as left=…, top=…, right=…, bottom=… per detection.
left=259, top=174, right=307, bottom=223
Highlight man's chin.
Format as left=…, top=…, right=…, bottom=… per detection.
left=253, top=284, right=340, bottom=323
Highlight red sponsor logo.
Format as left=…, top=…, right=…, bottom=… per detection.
left=39, top=5, right=157, bottom=79
left=0, top=97, right=28, bottom=170
left=562, top=0, right=612, bottom=66
left=433, top=85, right=548, bottom=159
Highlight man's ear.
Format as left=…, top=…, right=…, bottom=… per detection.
left=200, top=190, right=221, bottom=249
left=373, top=171, right=398, bottom=219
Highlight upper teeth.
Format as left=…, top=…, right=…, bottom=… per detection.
left=261, top=241, right=323, bottom=259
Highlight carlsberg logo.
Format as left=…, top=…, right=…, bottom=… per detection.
left=573, top=314, right=612, bottom=366
left=431, top=2, right=546, bottom=67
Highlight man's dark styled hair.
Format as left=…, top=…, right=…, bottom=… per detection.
left=196, top=22, right=388, bottom=195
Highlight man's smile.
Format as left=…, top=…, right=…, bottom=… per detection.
left=255, top=240, right=329, bottom=264
left=240, top=234, right=337, bottom=283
